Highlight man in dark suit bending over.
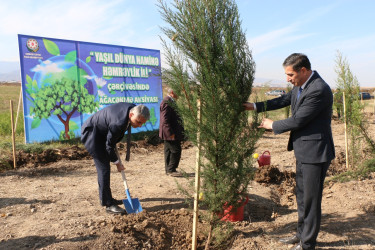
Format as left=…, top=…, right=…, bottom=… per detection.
left=81, top=103, right=150, bottom=215
left=244, top=53, right=335, bottom=250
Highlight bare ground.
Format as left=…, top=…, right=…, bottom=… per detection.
left=1, top=120, right=375, bottom=249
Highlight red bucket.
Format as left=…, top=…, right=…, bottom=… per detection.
left=220, top=196, right=249, bottom=222
left=257, top=151, right=271, bottom=167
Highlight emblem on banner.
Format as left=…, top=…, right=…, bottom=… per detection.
left=26, top=38, right=39, bottom=52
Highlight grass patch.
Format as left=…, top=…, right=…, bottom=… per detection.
left=0, top=84, right=24, bottom=137
left=0, top=84, right=21, bottom=113
left=0, top=112, right=24, bottom=136
left=328, top=158, right=375, bottom=183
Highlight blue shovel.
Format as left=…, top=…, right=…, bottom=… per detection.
left=115, top=145, right=143, bottom=214
left=120, top=169, right=143, bottom=214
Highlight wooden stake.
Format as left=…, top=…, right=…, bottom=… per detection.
left=10, top=100, right=17, bottom=169
left=343, top=93, right=349, bottom=169
left=192, top=100, right=201, bottom=250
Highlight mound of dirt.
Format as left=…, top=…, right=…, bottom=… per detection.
left=253, top=165, right=295, bottom=184
left=15, top=145, right=91, bottom=168
left=83, top=209, right=207, bottom=250
left=253, top=165, right=297, bottom=208
left=2, top=139, right=170, bottom=171
left=328, top=151, right=347, bottom=176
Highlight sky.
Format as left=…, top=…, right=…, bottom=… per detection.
left=0, top=0, right=374, bottom=87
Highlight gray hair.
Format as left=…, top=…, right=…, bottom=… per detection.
left=130, top=104, right=150, bottom=120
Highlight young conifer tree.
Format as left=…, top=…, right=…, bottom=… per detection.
left=334, top=50, right=364, bottom=168
left=159, top=0, right=260, bottom=246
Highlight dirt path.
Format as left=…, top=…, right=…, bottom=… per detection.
left=1, top=122, right=375, bottom=249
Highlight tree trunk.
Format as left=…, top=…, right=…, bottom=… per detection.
left=64, top=119, right=70, bottom=140
left=204, top=223, right=213, bottom=250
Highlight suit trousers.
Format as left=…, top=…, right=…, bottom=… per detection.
left=295, top=160, right=330, bottom=249
left=164, top=140, right=182, bottom=173
left=82, top=127, right=115, bottom=207
left=93, top=155, right=115, bottom=207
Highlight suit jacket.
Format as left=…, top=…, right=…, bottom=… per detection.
left=81, top=102, right=135, bottom=162
left=159, top=96, right=184, bottom=141
left=256, top=71, right=335, bottom=164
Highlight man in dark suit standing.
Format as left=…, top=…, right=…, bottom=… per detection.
left=244, top=53, right=335, bottom=250
left=81, top=103, right=150, bottom=215
left=159, top=88, right=184, bottom=177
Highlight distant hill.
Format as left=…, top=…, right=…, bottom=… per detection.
left=0, top=70, right=21, bottom=82
left=0, top=61, right=21, bottom=82
left=253, top=77, right=289, bottom=88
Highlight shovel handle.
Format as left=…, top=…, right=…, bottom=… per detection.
left=115, top=147, right=129, bottom=191
left=121, top=170, right=129, bottom=190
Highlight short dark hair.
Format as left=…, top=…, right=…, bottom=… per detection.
left=283, top=53, right=311, bottom=71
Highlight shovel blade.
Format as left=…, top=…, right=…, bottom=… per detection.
left=122, top=198, right=143, bottom=214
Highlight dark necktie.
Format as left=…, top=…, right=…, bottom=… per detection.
left=125, top=125, right=131, bottom=161
left=297, top=87, right=303, bottom=100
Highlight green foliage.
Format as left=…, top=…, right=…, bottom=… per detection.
left=59, top=130, right=76, bottom=140
left=159, top=0, right=260, bottom=245
left=27, top=78, right=99, bottom=139
left=334, top=51, right=365, bottom=169
left=358, top=122, right=375, bottom=154
left=211, top=222, right=234, bottom=248
left=17, top=143, right=45, bottom=154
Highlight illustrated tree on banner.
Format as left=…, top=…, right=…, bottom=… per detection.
left=159, top=0, right=261, bottom=247
left=25, top=39, right=99, bottom=140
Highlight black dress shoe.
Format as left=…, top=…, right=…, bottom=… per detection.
left=106, top=205, right=126, bottom=215
left=291, top=242, right=303, bottom=250
left=166, top=171, right=183, bottom=177
left=112, top=199, right=123, bottom=205
left=279, top=235, right=300, bottom=244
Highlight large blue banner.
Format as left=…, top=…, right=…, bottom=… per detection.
left=18, top=34, right=162, bottom=143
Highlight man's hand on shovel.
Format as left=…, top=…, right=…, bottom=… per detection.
left=116, top=162, right=125, bottom=172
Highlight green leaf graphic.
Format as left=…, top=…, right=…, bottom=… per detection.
left=65, top=51, right=77, bottom=62
left=149, top=107, right=157, bottom=126
left=32, top=80, right=38, bottom=90
left=31, top=118, right=41, bottom=129
left=86, top=56, right=91, bottom=63
left=26, top=74, right=32, bottom=84
left=43, top=39, right=60, bottom=56
left=69, top=120, right=79, bottom=131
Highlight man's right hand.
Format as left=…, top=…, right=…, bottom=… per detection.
left=116, top=162, right=125, bottom=172
left=243, top=102, right=255, bottom=110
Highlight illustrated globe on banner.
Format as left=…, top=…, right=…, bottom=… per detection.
left=31, top=55, right=97, bottom=123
